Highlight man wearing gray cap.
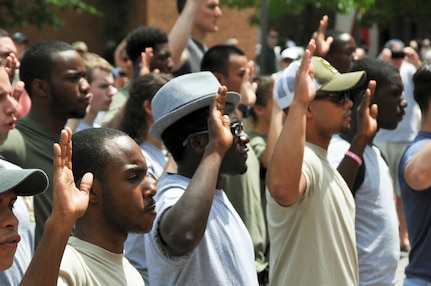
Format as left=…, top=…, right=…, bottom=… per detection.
left=144, top=71, right=258, bottom=285
left=0, top=165, right=48, bottom=272
left=266, top=40, right=377, bottom=285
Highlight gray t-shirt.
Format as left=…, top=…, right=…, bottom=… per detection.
left=145, top=173, right=258, bottom=285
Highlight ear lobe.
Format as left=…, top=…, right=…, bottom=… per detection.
left=88, top=179, right=101, bottom=204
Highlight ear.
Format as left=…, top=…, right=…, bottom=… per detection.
left=31, top=79, right=50, bottom=98
left=252, top=104, right=265, bottom=117
left=187, top=134, right=207, bottom=154
left=306, top=103, right=313, bottom=119
left=213, top=72, right=227, bottom=86
left=88, top=179, right=101, bottom=204
left=142, top=100, right=153, bottom=117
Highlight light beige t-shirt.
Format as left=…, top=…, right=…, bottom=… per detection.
left=58, top=237, right=145, bottom=286
left=267, top=142, right=358, bottom=286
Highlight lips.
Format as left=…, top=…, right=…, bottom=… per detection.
left=5, top=119, right=16, bottom=130
left=144, top=198, right=156, bottom=215
left=0, top=234, right=21, bottom=249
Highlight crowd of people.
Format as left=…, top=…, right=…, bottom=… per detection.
left=1, top=0, right=431, bottom=284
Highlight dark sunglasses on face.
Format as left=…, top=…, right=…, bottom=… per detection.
left=314, top=91, right=350, bottom=105
left=182, top=122, right=243, bottom=146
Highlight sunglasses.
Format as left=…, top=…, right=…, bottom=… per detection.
left=182, top=122, right=243, bottom=146
left=314, top=91, right=350, bottom=106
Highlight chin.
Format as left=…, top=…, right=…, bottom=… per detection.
left=70, top=110, right=87, bottom=119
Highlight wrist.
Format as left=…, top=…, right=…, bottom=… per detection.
left=345, top=150, right=363, bottom=166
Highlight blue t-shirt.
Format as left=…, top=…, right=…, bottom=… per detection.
left=399, top=131, right=431, bottom=282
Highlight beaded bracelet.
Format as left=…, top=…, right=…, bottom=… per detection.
left=345, top=150, right=363, bottom=166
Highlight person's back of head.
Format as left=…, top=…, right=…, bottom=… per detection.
left=120, top=73, right=172, bottom=143
left=20, top=41, right=74, bottom=98
left=201, top=44, right=245, bottom=76
left=125, top=26, right=169, bottom=65
left=249, top=75, right=274, bottom=122
left=413, top=63, right=431, bottom=116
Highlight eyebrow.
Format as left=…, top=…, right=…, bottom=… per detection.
left=126, top=165, right=148, bottom=174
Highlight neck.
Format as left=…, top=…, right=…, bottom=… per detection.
left=420, top=117, right=431, bottom=132
left=27, top=108, right=68, bottom=134
left=252, top=120, right=269, bottom=136
left=74, top=219, right=127, bottom=254
left=146, top=135, right=163, bottom=150
left=191, top=27, right=207, bottom=44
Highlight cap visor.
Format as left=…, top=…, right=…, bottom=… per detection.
left=320, top=71, right=366, bottom=92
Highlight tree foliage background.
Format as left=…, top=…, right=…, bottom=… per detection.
left=0, top=0, right=99, bottom=28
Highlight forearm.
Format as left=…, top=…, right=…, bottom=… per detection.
left=267, top=101, right=307, bottom=206
left=159, top=144, right=225, bottom=255
left=261, top=105, right=284, bottom=168
left=169, top=0, right=200, bottom=70
left=337, top=134, right=368, bottom=190
left=20, top=217, right=73, bottom=286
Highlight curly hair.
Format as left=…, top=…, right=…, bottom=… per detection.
left=125, top=26, right=168, bottom=64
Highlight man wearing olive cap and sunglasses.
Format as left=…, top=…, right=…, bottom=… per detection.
left=266, top=40, right=378, bottom=285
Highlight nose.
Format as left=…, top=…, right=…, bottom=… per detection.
left=79, top=78, right=90, bottom=92
left=142, top=176, right=157, bottom=198
left=400, top=97, right=408, bottom=108
left=344, top=97, right=353, bottom=109
left=5, top=94, right=17, bottom=116
left=1, top=209, right=19, bottom=229
left=109, top=85, right=117, bottom=97
left=215, top=6, right=222, bottom=17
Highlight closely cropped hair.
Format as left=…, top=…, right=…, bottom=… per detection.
left=120, top=73, right=171, bottom=144
left=125, top=26, right=168, bottom=64
left=72, top=128, right=128, bottom=184
left=348, top=57, right=399, bottom=103
left=162, top=106, right=209, bottom=162
left=20, top=41, right=74, bottom=98
left=81, top=52, right=113, bottom=83
left=413, top=64, right=431, bottom=115
left=201, top=45, right=245, bottom=76
left=326, top=30, right=348, bottom=56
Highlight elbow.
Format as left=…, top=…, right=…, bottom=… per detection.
left=161, top=226, right=202, bottom=256
left=267, top=181, right=297, bottom=207
left=406, top=169, right=430, bottom=191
